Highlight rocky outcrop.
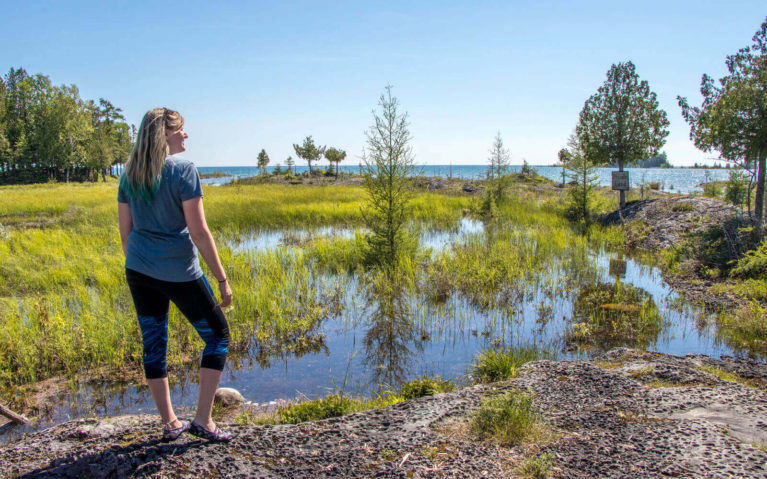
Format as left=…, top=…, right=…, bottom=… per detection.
left=1, top=349, right=765, bottom=478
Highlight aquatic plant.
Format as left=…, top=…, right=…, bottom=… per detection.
left=567, top=281, right=667, bottom=350
left=716, top=300, right=767, bottom=358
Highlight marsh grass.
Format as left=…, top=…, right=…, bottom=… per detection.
left=471, top=345, right=550, bottom=383
left=0, top=181, right=471, bottom=388
left=469, top=389, right=541, bottom=445
left=715, top=300, right=767, bottom=358
left=399, top=376, right=455, bottom=399
left=0, top=177, right=623, bottom=392
left=516, top=453, right=554, bottom=479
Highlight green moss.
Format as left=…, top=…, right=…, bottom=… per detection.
left=697, top=365, right=759, bottom=388
left=274, top=392, right=405, bottom=424
left=629, top=366, right=654, bottom=378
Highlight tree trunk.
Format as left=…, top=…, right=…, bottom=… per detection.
left=755, top=148, right=766, bottom=237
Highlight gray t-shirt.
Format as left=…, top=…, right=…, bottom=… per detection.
left=117, top=157, right=204, bottom=282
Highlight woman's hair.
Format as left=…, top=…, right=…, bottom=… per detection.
left=121, top=108, right=184, bottom=201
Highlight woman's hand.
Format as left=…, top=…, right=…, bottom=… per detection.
left=218, top=279, right=233, bottom=308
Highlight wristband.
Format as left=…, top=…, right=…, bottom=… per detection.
left=218, top=278, right=227, bottom=284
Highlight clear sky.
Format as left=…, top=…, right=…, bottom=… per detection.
left=2, top=1, right=765, bottom=166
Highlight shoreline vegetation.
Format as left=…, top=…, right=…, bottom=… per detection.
left=1, top=169, right=765, bottom=432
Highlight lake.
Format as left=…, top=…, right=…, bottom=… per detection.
left=198, top=165, right=734, bottom=194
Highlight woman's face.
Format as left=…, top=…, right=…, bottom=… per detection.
left=166, top=127, right=188, bottom=155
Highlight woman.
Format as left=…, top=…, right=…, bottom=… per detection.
left=118, top=107, right=233, bottom=442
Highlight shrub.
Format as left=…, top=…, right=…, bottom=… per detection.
left=730, top=239, right=767, bottom=280
left=469, top=389, right=538, bottom=445
left=703, top=181, right=722, bottom=198
left=400, top=376, right=455, bottom=400
left=725, top=170, right=749, bottom=208
left=471, top=345, right=546, bottom=383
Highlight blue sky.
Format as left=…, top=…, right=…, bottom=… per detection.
left=2, top=1, right=765, bottom=166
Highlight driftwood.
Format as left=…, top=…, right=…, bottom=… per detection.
left=0, top=403, right=30, bottom=425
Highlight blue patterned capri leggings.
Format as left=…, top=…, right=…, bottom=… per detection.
left=125, top=268, right=229, bottom=379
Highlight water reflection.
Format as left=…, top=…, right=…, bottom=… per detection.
left=362, top=282, right=422, bottom=388
left=566, top=281, right=667, bottom=351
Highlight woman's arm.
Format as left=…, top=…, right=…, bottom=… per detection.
left=118, top=202, right=133, bottom=256
left=182, top=196, right=233, bottom=307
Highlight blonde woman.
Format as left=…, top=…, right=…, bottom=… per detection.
left=118, top=108, right=233, bottom=442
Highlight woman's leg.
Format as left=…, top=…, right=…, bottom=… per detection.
left=165, top=276, right=230, bottom=431
left=195, top=368, right=223, bottom=430
left=125, top=270, right=180, bottom=428
left=147, top=377, right=181, bottom=427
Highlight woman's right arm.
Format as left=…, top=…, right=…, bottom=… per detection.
left=182, top=196, right=233, bottom=308
left=118, top=202, right=133, bottom=256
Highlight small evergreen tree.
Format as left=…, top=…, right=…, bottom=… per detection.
left=361, top=86, right=415, bottom=271
left=285, top=155, right=294, bottom=174
left=257, top=148, right=270, bottom=175
left=482, top=132, right=511, bottom=216
left=564, top=135, right=599, bottom=221
left=725, top=170, right=749, bottom=209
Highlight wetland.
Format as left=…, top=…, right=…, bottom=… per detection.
left=0, top=175, right=764, bottom=444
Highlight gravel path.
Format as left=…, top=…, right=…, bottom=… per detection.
left=1, top=348, right=765, bottom=478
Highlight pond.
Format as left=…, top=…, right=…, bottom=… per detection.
left=0, top=218, right=740, bottom=443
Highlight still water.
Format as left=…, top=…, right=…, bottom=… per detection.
left=0, top=219, right=739, bottom=443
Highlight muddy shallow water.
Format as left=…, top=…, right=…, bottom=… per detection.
left=0, top=219, right=741, bottom=443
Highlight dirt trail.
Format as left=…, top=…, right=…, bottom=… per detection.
left=1, top=349, right=765, bottom=478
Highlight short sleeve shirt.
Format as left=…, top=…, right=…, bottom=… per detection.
left=117, top=157, right=204, bottom=282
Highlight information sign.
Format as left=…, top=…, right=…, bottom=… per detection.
left=612, top=171, right=630, bottom=190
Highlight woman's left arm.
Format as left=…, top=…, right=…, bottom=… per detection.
left=118, top=202, right=133, bottom=256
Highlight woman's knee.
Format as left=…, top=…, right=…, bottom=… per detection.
left=137, top=313, right=169, bottom=378
left=196, top=309, right=230, bottom=370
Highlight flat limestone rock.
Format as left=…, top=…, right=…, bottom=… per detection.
left=1, top=349, right=765, bottom=478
